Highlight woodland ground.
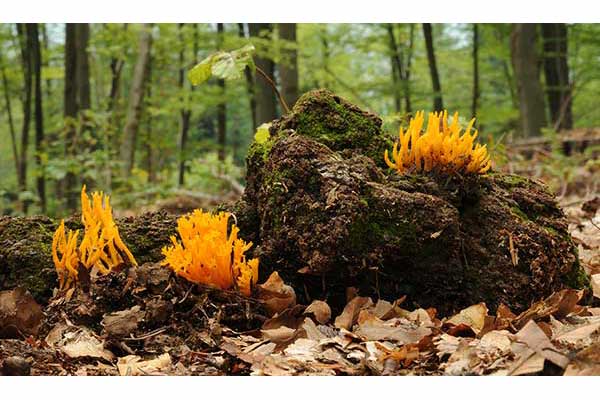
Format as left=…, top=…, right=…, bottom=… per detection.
left=0, top=138, right=599, bottom=376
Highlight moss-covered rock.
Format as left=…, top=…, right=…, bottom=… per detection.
left=234, top=89, right=587, bottom=315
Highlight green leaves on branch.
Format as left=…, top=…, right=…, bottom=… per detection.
left=188, top=44, right=255, bottom=86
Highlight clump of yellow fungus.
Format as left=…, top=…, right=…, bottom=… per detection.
left=384, top=111, right=492, bottom=175
left=161, top=209, right=259, bottom=296
left=52, top=186, right=138, bottom=290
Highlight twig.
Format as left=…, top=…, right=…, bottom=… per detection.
left=255, top=65, right=290, bottom=114
left=123, top=326, right=169, bottom=341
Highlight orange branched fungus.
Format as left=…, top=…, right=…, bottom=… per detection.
left=384, top=111, right=492, bottom=175
left=161, top=209, right=259, bottom=296
left=51, top=185, right=138, bottom=289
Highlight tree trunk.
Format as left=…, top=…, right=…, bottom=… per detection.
left=121, top=24, right=153, bottom=179
left=422, top=23, right=443, bottom=111
left=238, top=24, right=257, bottom=129
left=248, top=23, right=277, bottom=125
left=278, top=23, right=299, bottom=109
left=472, top=23, right=480, bottom=118
left=28, top=24, right=46, bottom=213
left=178, top=23, right=192, bottom=186
left=63, top=24, right=78, bottom=210
left=510, top=24, right=547, bottom=137
left=17, top=23, right=33, bottom=214
left=404, top=24, right=415, bottom=113
left=40, top=24, right=52, bottom=98
left=217, top=23, right=227, bottom=162
left=75, top=24, right=91, bottom=111
left=107, top=24, right=127, bottom=112
left=540, top=23, right=573, bottom=131
left=0, top=52, right=20, bottom=184
left=386, top=24, right=403, bottom=113
left=145, top=55, right=156, bottom=184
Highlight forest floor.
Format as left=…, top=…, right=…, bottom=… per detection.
left=1, top=146, right=599, bottom=376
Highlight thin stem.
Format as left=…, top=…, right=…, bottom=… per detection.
left=255, top=65, right=290, bottom=114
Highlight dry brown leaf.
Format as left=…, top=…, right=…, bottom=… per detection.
left=117, top=353, right=172, bottom=376
left=256, top=272, right=296, bottom=316
left=513, top=320, right=569, bottom=369
left=0, top=287, right=44, bottom=339
left=304, top=300, right=331, bottom=324
left=261, top=326, right=297, bottom=344
left=334, top=296, right=373, bottom=330
left=563, top=342, right=600, bottom=376
left=512, top=289, right=584, bottom=329
left=591, top=274, right=600, bottom=299
left=445, top=303, right=489, bottom=335
left=354, top=310, right=431, bottom=344
left=46, top=324, right=114, bottom=361
left=553, top=320, right=600, bottom=347
left=101, top=305, right=144, bottom=337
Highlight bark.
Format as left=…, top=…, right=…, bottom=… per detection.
left=248, top=24, right=277, bottom=124
left=511, top=24, right=547, bottom=137
left=278, top=23, right=299, bottom=109
left=40, top=24, right=51, bottom=98
left=541, top=23, right=573, bottom=131
left=238, top=24, right=257, bottom=129
left=28, top=24, right=46, bottom=213
left=472, top=23, right=480, bottom=118
left=17, top=23, right=33, bottom=214
left=217, top=23, right=227, bottom=161
left=107, top=24, right=127, bottom=112
left=75, top=24, right=91, bottom=111
left=178, top=23, right=191, bottom=186
left=422, top=23, right=443, bottom=111
left=386, top=24, right=403, bottom=113
left=0, top=53, right=19, bottom=182
left=63, top=24, right=78, bottom=210
left=121, top=24, right=153, bottom=179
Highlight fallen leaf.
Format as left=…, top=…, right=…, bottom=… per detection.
left=256, top=272, right=296, bottom=316
left=354, top=310, right=431, bottom=344
left=46, top=324, right=114, bottom=361
left=261, top=326, right=297, bottom=344
left=513, top=320, right=569, bottom=369
left=334, top=296, right=373, bottom=330
left=102, top=305, right=144, bottom=337
left=0, top=287, right=44, bottom=339
left=117, top=353, right=172, bottom=376
left=591, top=274, right=600, bottom=299
left=304, top=300, right=331, bottom=324
left=445, top=303, right=489, bottom=335
left=512, top=289, right=584, bottom=329
left=553, top=320, right=600, bottom=347
left=563, top=342, right=600, bottom=376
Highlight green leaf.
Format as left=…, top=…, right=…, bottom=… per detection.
left=254, top=123, right=271, bottom=144
left=188, top=57, right=214, bottom=86
left=188, top=44, right=256, bottom=86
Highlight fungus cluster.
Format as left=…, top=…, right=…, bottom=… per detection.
left=52, top=186, right=138, bottom=289
left=161, top=209, right=259, bottom=296
left=384, top=111, right=491, bottom=175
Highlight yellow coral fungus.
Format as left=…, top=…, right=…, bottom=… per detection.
left=51, top=185, right=138, bottom=289
left=384, top=111, right=492, bottom=175
left=161, top=209, right=259, bottom=296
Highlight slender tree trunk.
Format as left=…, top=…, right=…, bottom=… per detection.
left=386, top=24, right=403, bottom=113
left=121, top=24, right=153, bottom=179
left=75, top=24, right=91, bottom=111
left=249, top=23, right=277, bottom=125
left=319, top=25, right=332, bottom=89
left=422, top=23, right=443, bottom=111
left=107, top=24, right=127, bottom=112
left=510, top=24, right=547, bottom=137
left=17, top=23, right=33, bottom=213
left=238, top=23, right=257, bottom=128
left=28, top=24, right=46, bottom=213
left=404, top=24, right=415, bottom=113
left=278, top=23, right=299, bottom=109
left=0, top=53, right=20, bottom=183
left=540, top=23, right=573, bottom=131
left=63, top=23, right=78, bottom=210
left=145, top=55, right=156, bottom=184
left=178, top=23, right=192, bottom=186
left=216, top=23, right=227, bottom=162
left=472, top=23, right=480, bottom=118
left=40, top=24, right=52, bottom=98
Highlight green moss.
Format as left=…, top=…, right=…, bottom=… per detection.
left=493, top=173, right=532, bottom=189
left=563, top=258, right=590, bottom=289
left=510, top=206, right=530, bottom=221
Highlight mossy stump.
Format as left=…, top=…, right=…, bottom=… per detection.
left=235, top=89, right=587, bottom=315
